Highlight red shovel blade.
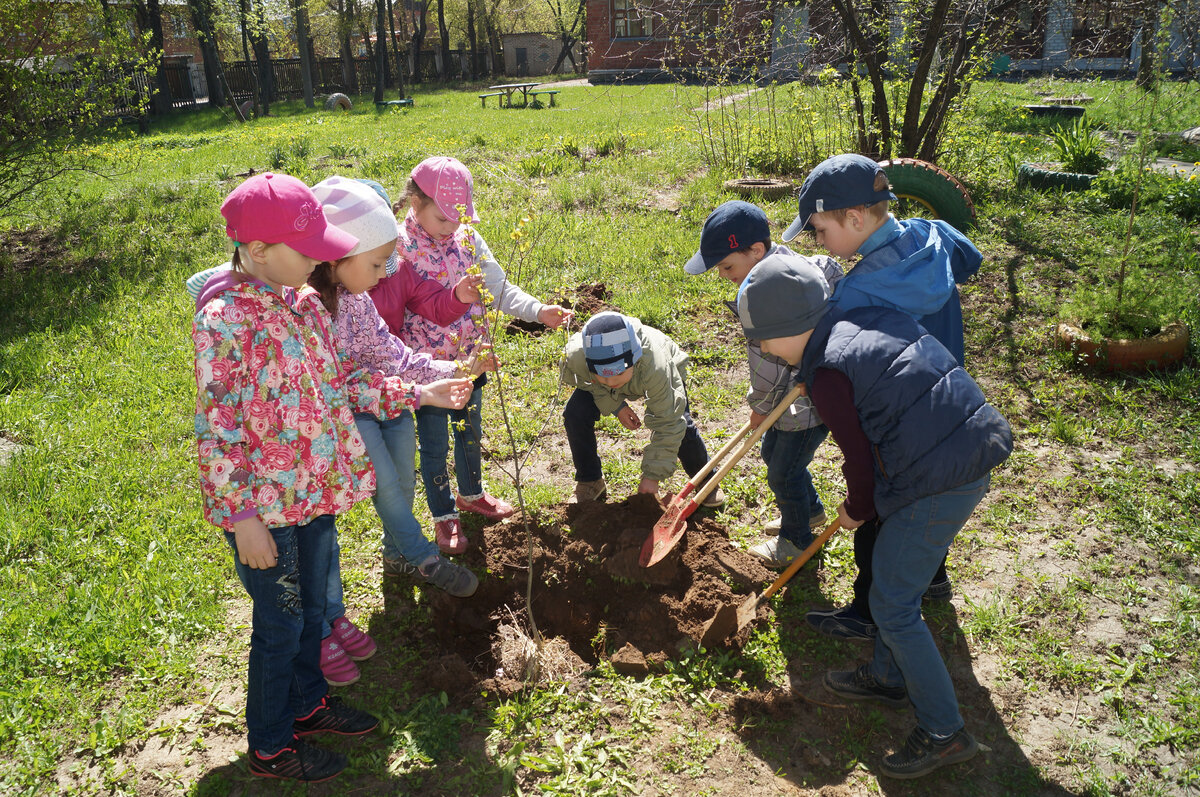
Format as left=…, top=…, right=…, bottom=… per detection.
left=638, top=497, right=698, bottom=568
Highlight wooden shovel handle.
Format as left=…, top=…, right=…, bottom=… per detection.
left=690, top=383, right=806, bottom=506
left=759, top=518, right=842, bottom=604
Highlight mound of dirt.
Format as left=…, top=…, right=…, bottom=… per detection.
left=504, top=281, right=615, bottom=335
left=426, top=494, right=774, bottom=683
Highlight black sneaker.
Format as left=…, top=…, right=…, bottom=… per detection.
left=823, top=664, right=909, bottom=708
left=881, top=726, right=979, bottom=779
left=806, top=606, right=878, bottom=640
left=294, top=694, right=380, bottom=737
left=923, top=577, right=954, bottom=603
left=384, top=554, right=479, bottom=597
left=248, top=736, right=347, bottom=782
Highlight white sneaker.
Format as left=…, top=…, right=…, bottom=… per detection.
left=764, top=511, right=828, bottom=535
left=748, top=536, right=806, bottom=569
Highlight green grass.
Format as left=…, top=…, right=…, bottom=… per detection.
left=1, top=77, right=1199, bottom=794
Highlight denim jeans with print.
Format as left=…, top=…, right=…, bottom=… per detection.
left=226, top=514, right=333, bottom=754
left=416, top=384, right=485, bottom=518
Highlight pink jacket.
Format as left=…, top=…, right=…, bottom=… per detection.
left=380, top=209, right=543, bottom=361
left=193, top=271, right=421, bottom=531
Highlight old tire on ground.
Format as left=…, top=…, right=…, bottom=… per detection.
left=1017, top=162, right=1095, bottom=192
left=722, top=178, right=794, bottom=201
left=1055, top=321, right=1189, bottom=372
left=879, top=158, right=976, bottom=231
left=325, top=93, right=353, bottom=111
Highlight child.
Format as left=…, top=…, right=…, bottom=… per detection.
left=684, top=200, right=843, bottom=567
left=372, top=156, right=574, bottom=554
left=560, top=311, right=723, bottom=506
left=780, top=154, right=983, bottom=638
left=194, top=173, right=470, bottom=782
left=308, top=176, right=489, bottom=686
left=736, top=258, right=1011, bottom=780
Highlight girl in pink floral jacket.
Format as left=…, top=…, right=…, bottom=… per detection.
left=372, top=156, right=573, bottom=554
left=193, top=173, right=470, bottom=783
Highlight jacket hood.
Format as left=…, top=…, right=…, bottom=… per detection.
left=834, top=217, right=955, bottom=318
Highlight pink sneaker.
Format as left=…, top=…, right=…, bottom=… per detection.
left=435, top=517, right=468, bottom=554
left=330, top=616, right=376, bottom=662
left=455, top=493, right=515, bottom=520
left=319, top=636, right=360, bottom=687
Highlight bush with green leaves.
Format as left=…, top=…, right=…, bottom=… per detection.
left=1050, top=118, right=1108, bottom=175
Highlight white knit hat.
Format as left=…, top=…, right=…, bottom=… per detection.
left=311, top=176, right=400, bottom=274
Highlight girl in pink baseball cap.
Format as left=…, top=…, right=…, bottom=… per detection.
left=191, top=173, right=472, bottom=783
left=372, top=156, right=574, bottom=555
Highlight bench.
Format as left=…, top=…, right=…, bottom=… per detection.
left=478, top=92, right=505, bottom=108
left=375, top=98, right=414, bottom=108
left=528, top=89, right=560, bottom=107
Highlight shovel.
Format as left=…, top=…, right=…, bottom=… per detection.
left=639, top=383, right=806, bottom=568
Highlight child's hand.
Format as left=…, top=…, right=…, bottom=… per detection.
left=637, top=477, right=659, bottom=495
left=421, top=377, right=473, bottom=409
left=749, top=410, right=765, bottom=429
left=232, top=517, right=277, bottom=569
left=617, top=406, right=641, bottom=430
left=470, top=346, right=500, bottom=376
left=836, top=501, right=864, bottom=530
left=538, top=305, right=574, bottom=329
left=454, top=274, right=484, bottom=304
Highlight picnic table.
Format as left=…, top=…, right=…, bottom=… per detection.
left=479, top=82, right=548, bottom=108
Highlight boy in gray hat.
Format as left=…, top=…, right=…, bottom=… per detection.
left=560, top=311, right=723, bottom=507
left=685, top=200, right=843, bottom=568
left=737, top=257, right=1011, bottom=780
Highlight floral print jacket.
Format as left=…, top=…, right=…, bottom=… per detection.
left=193, top=270, right=420, bottom=531
left=378, top=209, right=544, bottom=361
left=335, top=288, right=459, bottom=389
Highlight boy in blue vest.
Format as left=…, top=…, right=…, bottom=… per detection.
left=781, top=154, right=983, bottom=639
left=736, top=258, right=1011, bottom=780
left=683, top=200, right=843, bottom=567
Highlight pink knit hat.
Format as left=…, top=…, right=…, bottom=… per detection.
left=220, top=173, right=358, bottom=261
left=411, top=156, right=479, bottom=223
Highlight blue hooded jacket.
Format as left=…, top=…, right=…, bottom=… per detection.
left=830, top=216, right=981, bottom=365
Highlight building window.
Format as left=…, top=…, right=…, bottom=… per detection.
left=613, top=0, right=652, bottom=38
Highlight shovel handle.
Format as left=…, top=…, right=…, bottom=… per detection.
left=680, top=419, right=753, bottom=496
left=758, top=518, right=842, bottom=604
left=689, top=383, right=806, bottom=506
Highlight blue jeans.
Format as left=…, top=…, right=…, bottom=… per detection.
left=562, top=388, right=709, bottom=482
left=761, top=424, right=828, bottom=548
left=356, top=410, right=437, bottom=564
left=416, top=385, right=485, bottom=518
left=868, top=475, right=990, bottom=736
left=225, top=515, right=334, bottom=754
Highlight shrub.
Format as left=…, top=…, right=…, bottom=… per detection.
left=1050, top=118, right=1107, bottom=175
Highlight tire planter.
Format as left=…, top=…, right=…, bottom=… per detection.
left=722, top=178, right=794, bottom=201
left=325, top=93, right=353, bottom=111
left=1017, top=162, right=1095, bottom=192
left=1023, top=104, right=1086, bottom=118
left=878, top=158, right=977, bottom=231
left=1055, top=321, right=1189, bottom=372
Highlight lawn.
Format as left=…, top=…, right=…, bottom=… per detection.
left=0, top=76, right=1198, bottom=795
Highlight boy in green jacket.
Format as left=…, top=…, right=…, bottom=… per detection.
left=561, top=312, right=723, bottom=507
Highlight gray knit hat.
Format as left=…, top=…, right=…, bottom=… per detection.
left=736, top=258, right=831, bottom=340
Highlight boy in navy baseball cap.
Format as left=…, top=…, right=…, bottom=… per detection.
left=684, top=200, right=843, bottom=569
left=779, top=152, right=984, bottom=641
left=560, top=312, right=723, bottom=507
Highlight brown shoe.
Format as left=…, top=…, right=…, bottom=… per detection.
left=574, top=479, right=607, bottom=503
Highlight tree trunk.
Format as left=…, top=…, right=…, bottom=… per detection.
left=238, top=0, right=264, bottom=116
left=251, top=0, right=274, bottom=105
left=375, top=0, right=387, bottom=102
left=387, top=0, right=406, bottom=96
left=134, top=0, right=173, bottom=115
left=1136, top=20, right=1157, bottom=90
left=466, top=0, right=478, bottom=79
left=410, top=2, right=427, bottom=82
left=293, top=0, right=315, bottom=107
left=436, top=0, right=450, bottom=78
left=188, top=0, right=226, bottom=107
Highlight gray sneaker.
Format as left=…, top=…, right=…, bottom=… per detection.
left=748, top=536, right=808, bottom=569
left=384, top=555, right=479, bottom=598
left=765, top=510, right=828, bottom=534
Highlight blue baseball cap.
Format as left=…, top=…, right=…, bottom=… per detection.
left=781, top=154, right=897, bottom=242
left=684, top=200, right=771, bottom=275
left=583, top=312, right=643, bottom=377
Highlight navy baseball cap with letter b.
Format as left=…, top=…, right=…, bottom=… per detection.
left=781, top=154, right=897, bottom=242
left=684, top=200, right=771, bottom=275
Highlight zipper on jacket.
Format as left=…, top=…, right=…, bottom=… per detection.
left=873, top=445, right=889, bottom=479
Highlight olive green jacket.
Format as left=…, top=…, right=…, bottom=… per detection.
left=561, top=318, right=691, bottom=481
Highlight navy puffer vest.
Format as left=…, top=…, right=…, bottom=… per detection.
left=800, top=305, right=1012, bottom=517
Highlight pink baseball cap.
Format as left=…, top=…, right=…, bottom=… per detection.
left=411, top=156, right=479, bottom=223
left=220, top=173, right=359, bottom=261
